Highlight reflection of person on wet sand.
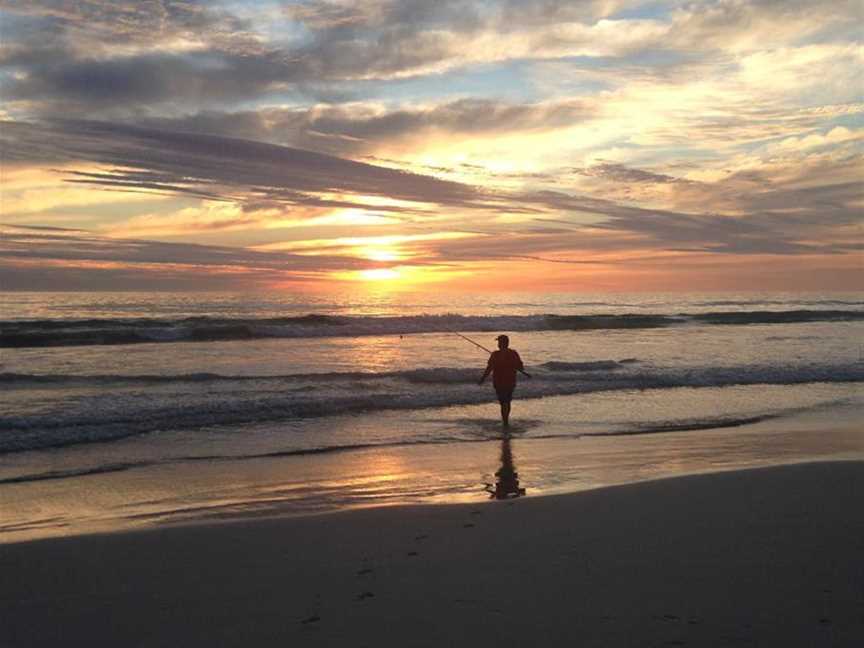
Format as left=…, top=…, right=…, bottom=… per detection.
left=485, top=434, right=526, bottom=499
left=477, top=334, right=531, bottom=427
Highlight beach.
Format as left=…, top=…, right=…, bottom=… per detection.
left=3, top=460, right=862, bottom=647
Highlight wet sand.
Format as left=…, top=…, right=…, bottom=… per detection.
left=3, top=461, right=863, bottom=647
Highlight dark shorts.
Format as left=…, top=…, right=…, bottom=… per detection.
left=495, top=385, right=515, bottom=404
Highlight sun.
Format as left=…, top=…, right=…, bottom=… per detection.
left=335, top=264, right=467, bottom=285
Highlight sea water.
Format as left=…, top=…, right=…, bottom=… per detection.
left=1, top=291, right=862, bottom=541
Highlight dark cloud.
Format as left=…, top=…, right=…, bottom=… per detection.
left=745, top=181, right=862, bottom=214
left=285, top=0, right=621, bottom=34
left=0, top=259, right=283, bottom=291
left=419, top=216, right=849, bottom=263
left=3, top=52, right=299, bottom=109
left=575, top=162, right=685, bottom=185
left=666, top=155, right=864, bottom=229
left=0, top=44, right=70, bottom=68
left=0, top=224, right=380, bottom=272
left=508, top=187, right=861, bottom=257
left=0, top=223, right=88, bottom=232
left=281, top=98, right=593, bottom=142
left=0, top=1, right=280, bottom=111
left=0, top=0, right=255, bottom=51
left=1, top=0, right=464, bottom=110
left=133, top=98, right=594, bottom=156
left=0, top=223, right=459, bottom=289
left=1, top=119, right=495, bottom=212
left=3, top=0, right=859, bottom=117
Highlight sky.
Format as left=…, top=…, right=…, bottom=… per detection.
left=0, top=0, right=861, bottom=292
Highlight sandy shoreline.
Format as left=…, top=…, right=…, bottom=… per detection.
left=3, top=461, right=863, bottom=647
left=4, top=405, right=862, bottom=544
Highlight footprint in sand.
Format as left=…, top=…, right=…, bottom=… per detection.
left=653, top=614, right=680, bottom=623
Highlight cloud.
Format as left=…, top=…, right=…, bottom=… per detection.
left=667, top=0, right=861, bottom=52
left=574, top=162, right=685, bottom=184
left=0, top=1, right=279, bottom=112
left=0, top=0, right=859, bottom=293
left=128, top=97, right=596, bottom=157
left=2, top=52, right=294, bottom=110
left=770, top=126, right=863, bottom=153
left=0, top=0, right=258, bottom=55
left=0, top=119, right=496, bottom=213
left=509, top=166, right=863, bottom=257
left=5, top=0, right=858, bottom=118
left=5, top=117, right=860, bottom=265
left=0, top=223, right=392, bottom=290
left=665, top=151, right=864, bottom=217
left=0, top=224, right=362, bottom=268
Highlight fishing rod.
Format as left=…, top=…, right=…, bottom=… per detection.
left=452, top=331, right=493, bottom=354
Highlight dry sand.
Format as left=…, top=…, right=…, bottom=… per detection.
left=3, top=461, right=863, bottom=647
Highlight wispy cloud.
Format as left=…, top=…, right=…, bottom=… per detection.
left=3, top=118, right=860, bottom=263
left=1, top=119, right=493, bottom=211
left=0, top=223, right=393, bottom=290
left=130, top=98, right=597, bottom=157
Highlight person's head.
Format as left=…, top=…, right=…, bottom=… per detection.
left=496, top=334, right=509, bottom=349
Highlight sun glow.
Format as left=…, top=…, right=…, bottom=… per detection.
left=358, top=268, right=402, bottom=281
left=363, top=248, right=402, bottom=262
left=334, top=263, right=474, bottom=286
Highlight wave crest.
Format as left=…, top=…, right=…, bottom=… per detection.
left=2, top=309, right=861, bottom=348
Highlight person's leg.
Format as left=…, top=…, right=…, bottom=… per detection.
left=501, top=401, right=511, bottom=427
left=495, top=387, right=514, bottom=426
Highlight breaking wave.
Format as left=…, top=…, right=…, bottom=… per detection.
left=2, top=357, right=862, bottom=453
left=2, top=309, right=862, bottom=348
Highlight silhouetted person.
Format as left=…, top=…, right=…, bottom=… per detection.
left=485, top=433, right=526, bottom=499
left=478, top=334, right=530, bottom=427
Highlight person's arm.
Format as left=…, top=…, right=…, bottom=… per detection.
left=478, top=354, right=494, bottom=385
left=515, top=351, right=531, bottom=379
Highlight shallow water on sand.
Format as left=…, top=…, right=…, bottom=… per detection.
left=2, top=383, right=861, bottom=543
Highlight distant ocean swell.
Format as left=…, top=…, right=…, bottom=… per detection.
left=2, top=309, right=862, bottom=348
left=2, top=358, right=862, bottom=453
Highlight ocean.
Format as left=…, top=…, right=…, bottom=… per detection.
left=2, top=291, right=862, bottom=542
